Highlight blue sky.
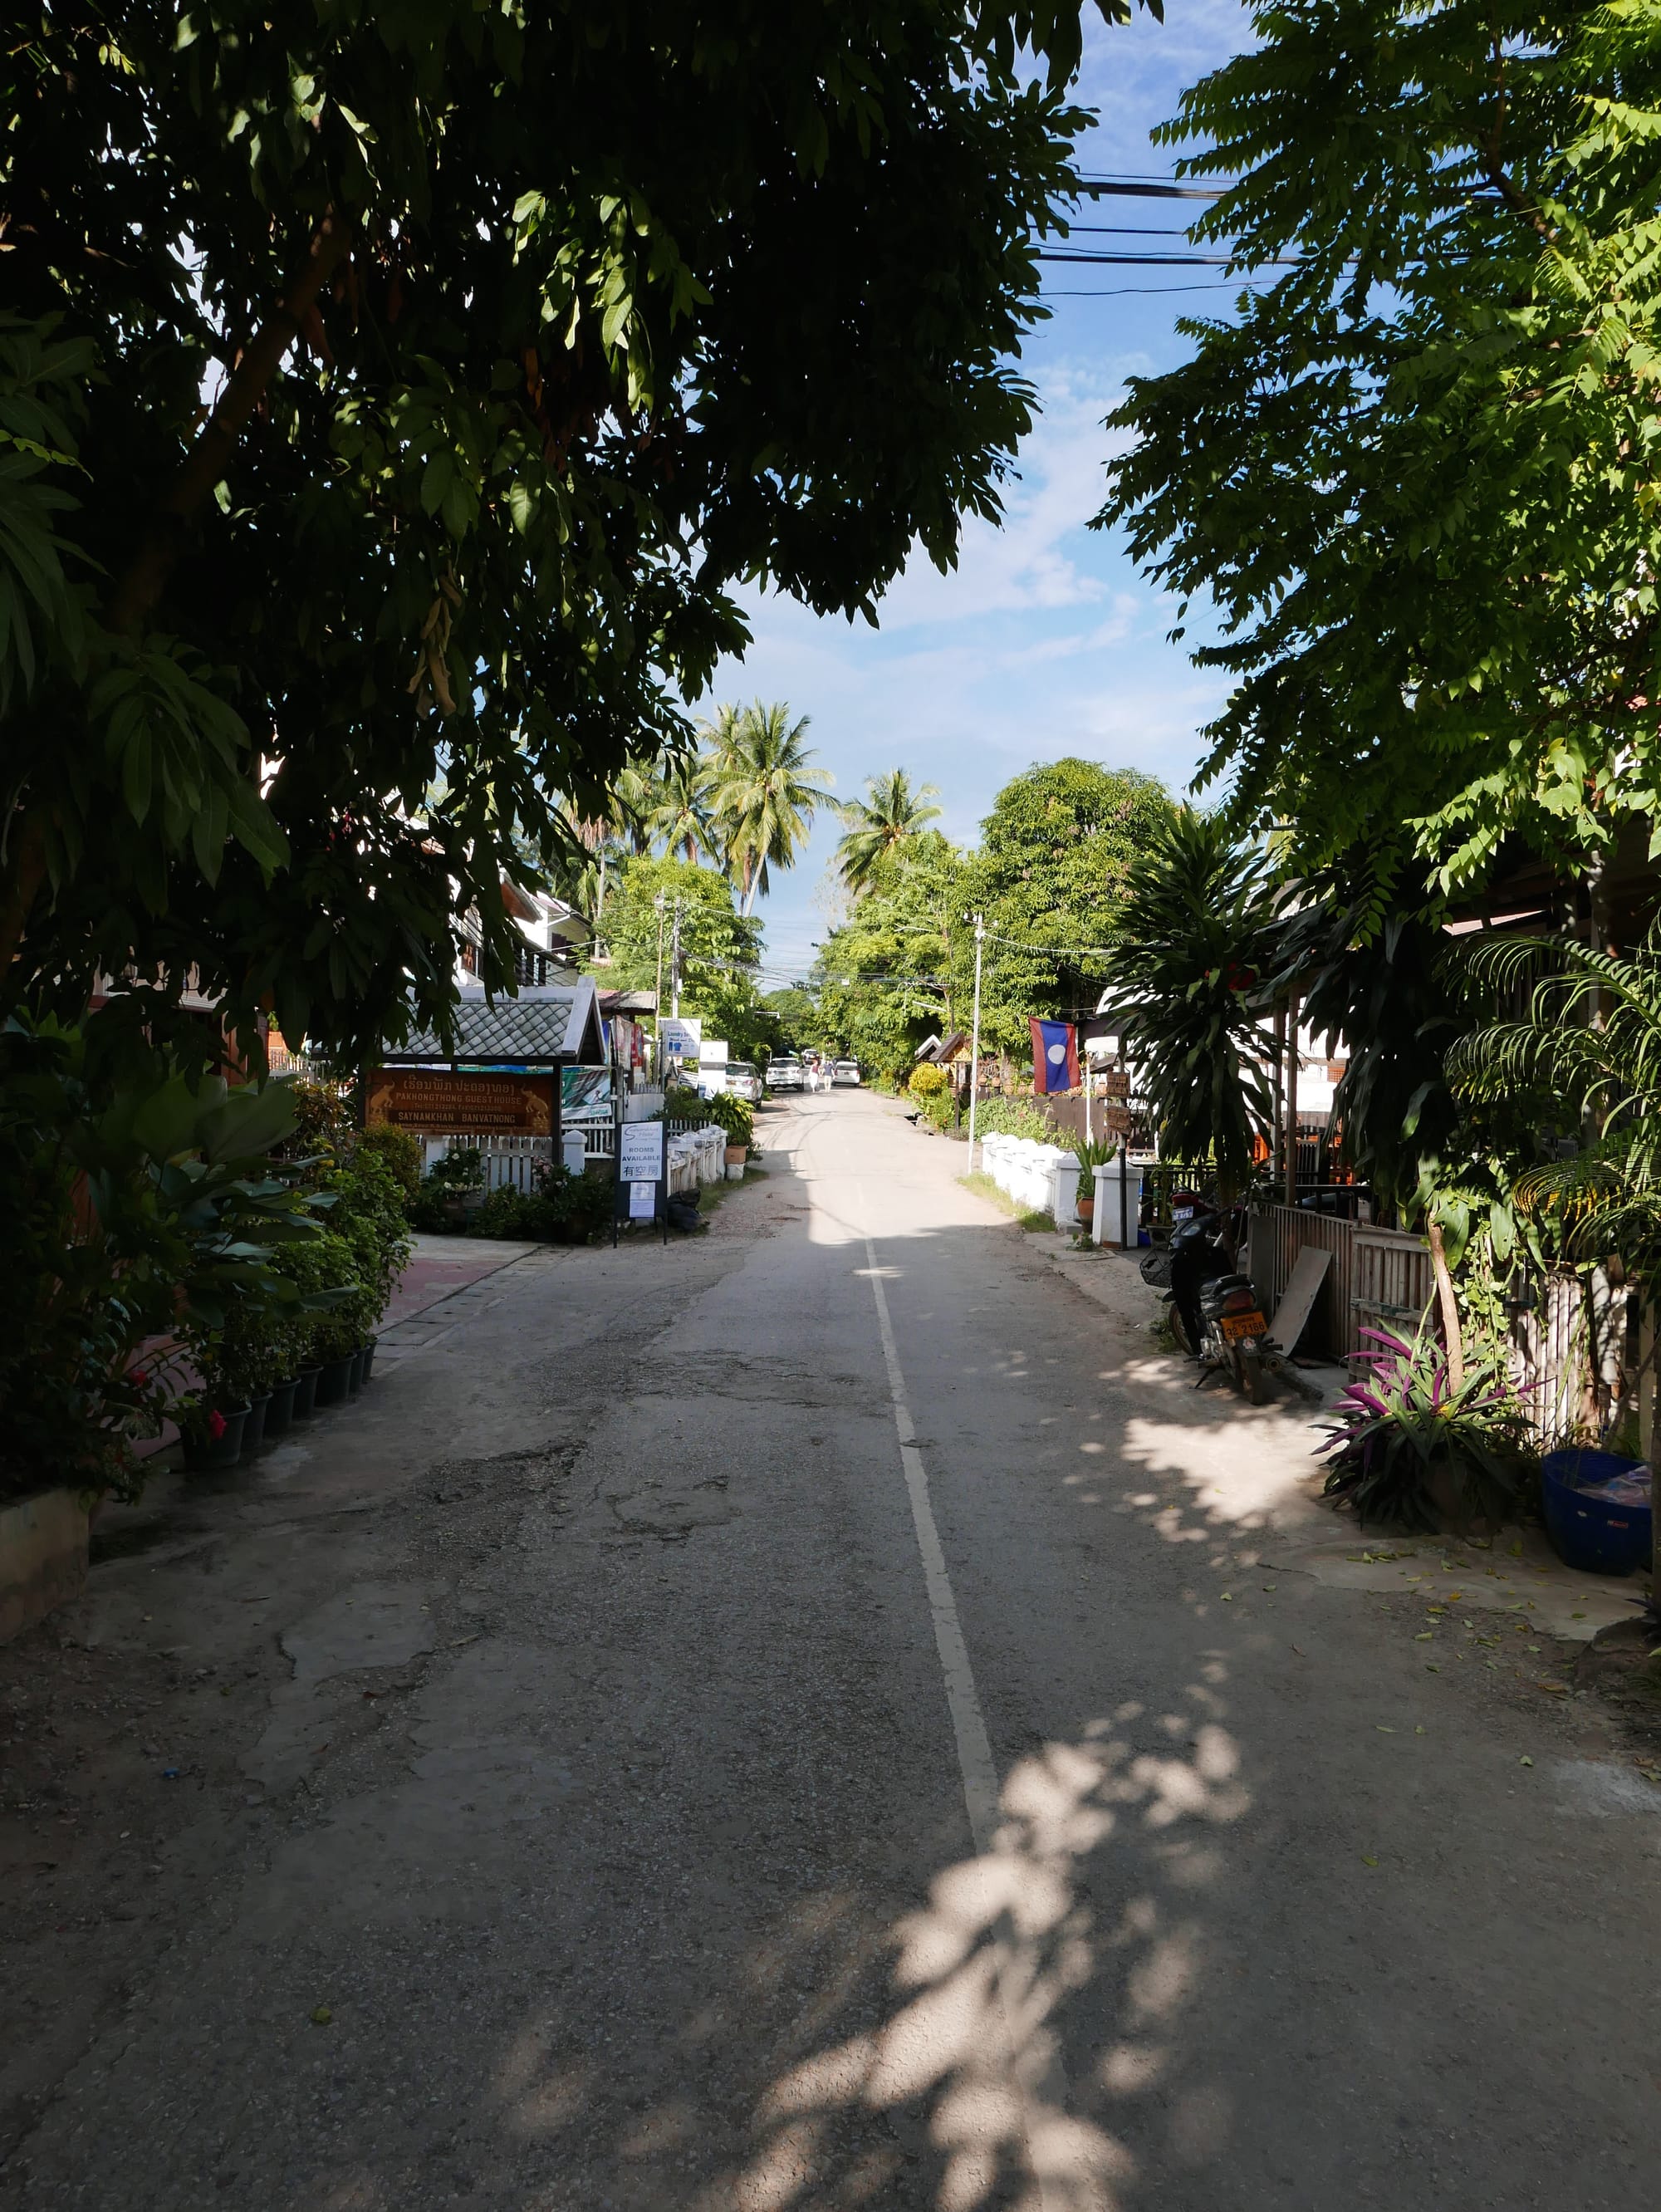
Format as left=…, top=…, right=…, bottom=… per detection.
left=708, top=0, right=1254, bottom=982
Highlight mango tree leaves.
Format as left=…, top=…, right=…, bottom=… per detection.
left=3, top=1, right=1155, bottom=1067
left=1099, top=1, right=1661, bottom=895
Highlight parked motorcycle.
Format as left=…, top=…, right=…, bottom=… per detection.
left=1137, top=1190, right=1215, bottom=1289
left=1192, top=1271, right=1269, bottom=1402
left=1159, top=1204, right=1270, bottom=1402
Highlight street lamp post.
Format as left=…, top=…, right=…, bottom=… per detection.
left=967, top=912, right=985, bottom=1166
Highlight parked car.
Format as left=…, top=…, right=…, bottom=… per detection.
left=831, top=1060, right=861, bottom=1086
left=726, top=1061, right=761, bottom=1101
left=767, top=1055, right=804, bottom=1092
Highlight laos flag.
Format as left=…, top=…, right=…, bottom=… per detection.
left=1030, top=1017, right=1080, bottom=1096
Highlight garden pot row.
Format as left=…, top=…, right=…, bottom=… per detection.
left=181, top=1338, right=380, bottom=1472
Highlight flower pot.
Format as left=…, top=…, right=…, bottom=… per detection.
left=242, top=1393, right=272, bottom=1451
left=358, top=1337, right=378, bottom=1386
left=264, top=1377, right=300, bottom=1436
left=1076, top=1196, right=1095, bottom=1228
left=724, top=1144, right=747, bottom=1166
left=292, top=1366, right=322, bottom=1417
left=182, top=1405, right=249, bottom=1471
left=314, top=1354, right=357, bottom=1407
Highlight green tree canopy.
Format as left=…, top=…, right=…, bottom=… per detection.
left=967, top=758, right=1173, bottom=1051
left=814, top=831, right=969, bottom=1077
left=2, top=0, right=1149, bottom=1067
left=1100, top=1, right=1661, bottom=898
left=597, top=853, right=778, bottom=1062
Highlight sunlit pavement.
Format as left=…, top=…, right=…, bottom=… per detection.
left=7, top=1093, right=1656, bottom=2210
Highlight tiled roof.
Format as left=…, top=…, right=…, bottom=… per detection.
left=386, top=983, right=601, bottom=1064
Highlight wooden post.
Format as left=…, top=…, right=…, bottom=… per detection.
left=1426, top=1219, right=1465, bottom=1392
left=551, top=1060, right=564, bottom=1173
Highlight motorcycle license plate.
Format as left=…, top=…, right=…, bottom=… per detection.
left=1220, top=1312, right=1266, bottom=1342
left=1172, top=1206, right=1195, bottom=1223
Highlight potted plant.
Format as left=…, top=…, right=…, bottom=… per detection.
left=1072, top=1140, right=1115, bottom=1229
left=179, top=1396, right=251, bottom=1471
left=701, top=1090, right=757, bottom=1172
left=1317, top=1322, right=1533, bottom=1533
left=311, top=1149, right=413, bottom=1387
left=268, top=1229, right=362, bottom=1405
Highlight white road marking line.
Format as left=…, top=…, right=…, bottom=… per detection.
left=860, top=1226, right=1087, bottom=2211
left=861, top=1234, right=1001, bottom=1853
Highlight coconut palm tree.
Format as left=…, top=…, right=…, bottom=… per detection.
left=648, top=753, right=717, bottom=865
left=834, top=768, right=943, bottom=896
left=708, top=700, right=832, bottom=915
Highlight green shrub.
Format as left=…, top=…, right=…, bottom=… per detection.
left=920, top=1086, right=958, bottom=1131
left=909, top=1063, right=949, bottom=1098
left=283, top=1077, right=353, bottom=1164
left=973, top=1096, right=1053, bottom=1144
left=472, top=1164, right=613, bottom=1244
left=0, top=1020, right=326, bottom=1497
left=355, top=1121, right=422, bottom=1200
left=263, top=1228, right=362, bottom=1370
left=1318, top=1324, right=1533, bottom=1531
left=407, top=1145, right=483, bottom=1231
left=324, top=1152, right=412, bottom=1317
left=701, top=1091, right=757, bottom=1147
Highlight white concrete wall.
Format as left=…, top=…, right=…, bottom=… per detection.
left=979, top=1134, right=1080, bottom=1229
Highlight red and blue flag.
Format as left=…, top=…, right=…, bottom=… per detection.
left=1029, top=1017, right=1080, bottom=1096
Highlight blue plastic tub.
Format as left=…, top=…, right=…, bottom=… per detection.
left=1541, top=1449, right=1653, bottom=1577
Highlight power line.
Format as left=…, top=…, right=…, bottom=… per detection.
left=1061, top=223, right=1232, bottom=236
left=1046, top=281, right=1270, bottom=297
left=1074, top=179, right=1229, bottom=201
left=1036, top=250, right=1296, bottom=266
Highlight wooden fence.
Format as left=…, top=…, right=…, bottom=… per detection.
left=1249, top=1204, right=1638, bottom=1445
left=1249, top=1204, right=1432, bottom=1365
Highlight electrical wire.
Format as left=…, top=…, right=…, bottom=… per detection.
left=1045, top=282, right=1270, bottom=297
left=1036, top=250, right=1296, bottom=266
left=1074, top=179, right=1229, bottom=200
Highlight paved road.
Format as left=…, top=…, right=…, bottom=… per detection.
left=5, top=1091, right=1656, bottom=2210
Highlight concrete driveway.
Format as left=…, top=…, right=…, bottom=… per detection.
left=2, top=1091, right=1656, bottom=2210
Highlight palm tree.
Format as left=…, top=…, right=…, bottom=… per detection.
left=834, top=769, right=942, bottom=896
left=648, top=753, right=717, bottom=865
left=1450, top=916, right=1661, bottom=1283
left=1100, top=807, right=1279, bottom=1199
left=708, top=699, right=832, bottom=915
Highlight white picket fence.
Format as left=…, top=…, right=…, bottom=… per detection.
left=431, top=1124, right=614, bottom=1192
left=431, top=1113, right=727, bottom=1203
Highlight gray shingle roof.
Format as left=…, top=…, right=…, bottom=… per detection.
left=385, top=983, right=603, bottom=1065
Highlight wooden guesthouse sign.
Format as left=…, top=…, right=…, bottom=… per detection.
left=366, top=1069, right=556, bottom=1137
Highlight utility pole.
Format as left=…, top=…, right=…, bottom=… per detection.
left=670, top=897, right=682, bottom=1021
left=653, top=892, right=666, bottom=1071
left=967, top=913, right=985, bottom=1165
